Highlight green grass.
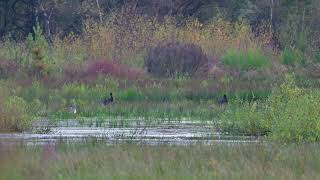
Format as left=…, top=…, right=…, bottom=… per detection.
left=222, top=48, right=270, bottom=71
left=50, top=100, right=218, bottom=121
left=1, top=143, right=320, bottom=180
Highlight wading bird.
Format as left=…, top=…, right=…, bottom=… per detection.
left=68, top=104, right=77, bottom=114
left=217, top=94, right=228, bottom=105
left=102, top=93, right=113, bottom=106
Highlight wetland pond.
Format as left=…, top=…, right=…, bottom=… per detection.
left=0, top=118, right=260, bottom=146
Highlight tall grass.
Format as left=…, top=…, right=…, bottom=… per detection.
left=1, top=143, right=320, bottom=180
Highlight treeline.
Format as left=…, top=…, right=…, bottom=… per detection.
left=0, top=0, right=319, bottom=54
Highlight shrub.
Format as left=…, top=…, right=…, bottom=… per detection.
left=63, top=62, right=84, bottom=82
left=144, top=42, right=209, bottom=77
left=268, top=91, right=320, bottom=142
left=219, top=100, right=267, bottom=136
left=85, top=59, right=144, bottom=80
left=280, top=48, right=305, bottom=66
left=219, top=75, right=320, bottom=142
left=222, top=48, right=269, bottom=71
left=0, top=95, right=32, bottom=132
left=264, top=75, right=320, bottom=142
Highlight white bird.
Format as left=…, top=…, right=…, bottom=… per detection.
left=68, top=104, right=77, bottom=114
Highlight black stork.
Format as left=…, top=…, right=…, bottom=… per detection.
left=102, top=93, right=113, bottom=106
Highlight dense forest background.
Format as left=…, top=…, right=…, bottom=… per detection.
left=1, top=0, right=319, bottom=52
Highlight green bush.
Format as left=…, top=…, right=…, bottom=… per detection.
left=265, top=75, right=320, bottom=142
left=280, top=48, right=305, bottom=66
left=0, top=40, right=28, bottom=65
left=222, top=48, right=269, bottom=71
left=0, top=95, right=32, bottom=131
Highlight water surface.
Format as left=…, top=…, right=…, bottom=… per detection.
left=0, top=119, right=260, bottom=146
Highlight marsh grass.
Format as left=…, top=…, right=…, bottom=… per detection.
left=50, top=100, right=220, bottom=122
left=0, top=74, right=272, bottom=121
left=1, top=143, right=320, bottom=180
left=222, top=48, right=270, bottom=71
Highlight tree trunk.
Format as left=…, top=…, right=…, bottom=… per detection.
left=96, top=0, right=103, bottom=23
left=43, top=11, right=52, bottom=46
left=270, top=0, right=274, bottom=38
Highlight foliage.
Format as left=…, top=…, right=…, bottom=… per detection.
left=26, top=24, right=51, bottom=78
left=265, top=75, right=320, bottom=142
left=0, top=93, right=32, bottom=132
left=280, top=48, right=305, bottom=66
left=222, top=48, right=269, bottom=71
left=218, top=75, right=320, bottom=142
left=144, top=42, right=209, bottom=77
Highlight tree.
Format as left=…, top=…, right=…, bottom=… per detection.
left=0, top=0, right=37, bottom=40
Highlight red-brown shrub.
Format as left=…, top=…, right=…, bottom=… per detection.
left=61, top=59, right=145, bottom=84
left=63, top=62, right=84, bottom=82
left=84, top=59, right=145, bottom=80
left=144, top=42, right=209, bottom=77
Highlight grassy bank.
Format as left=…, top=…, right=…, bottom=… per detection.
left=1, top=143, right=320, bottom=180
